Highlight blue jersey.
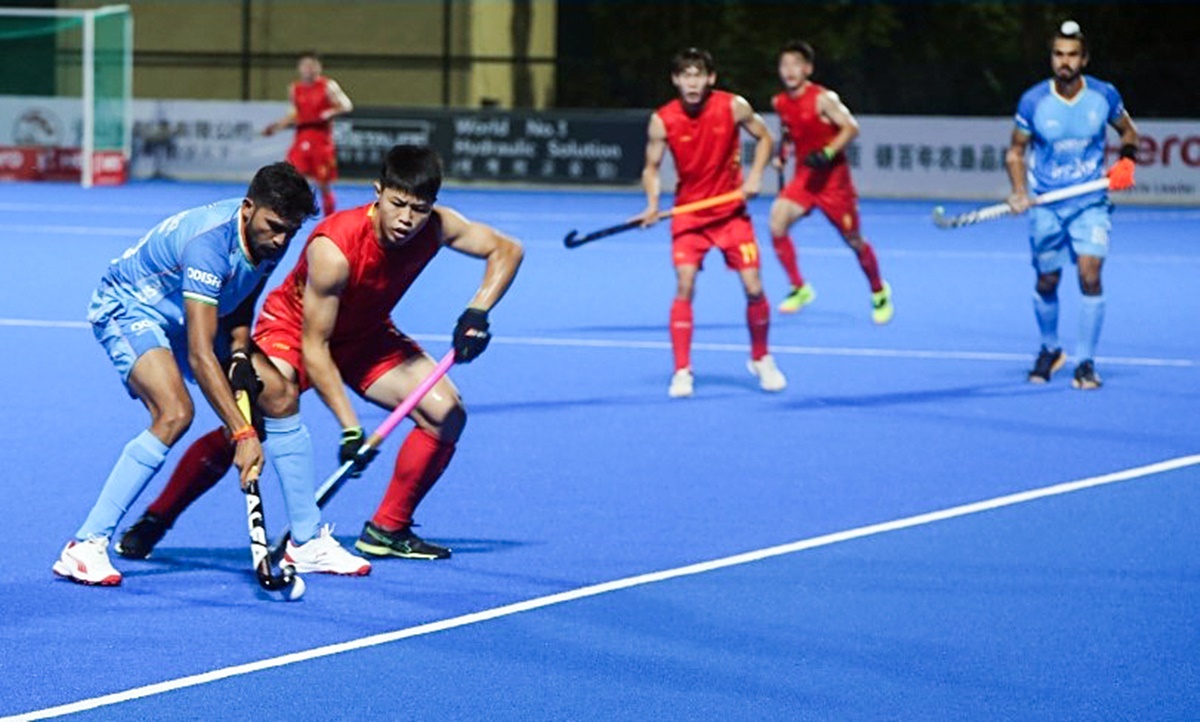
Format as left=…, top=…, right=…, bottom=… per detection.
left=1014, top=75, right=1124, bottom=196
left=96, top=198, right=278, bottom=338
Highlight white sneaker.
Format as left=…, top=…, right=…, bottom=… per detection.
left=668, top=368, right=694, bottom=398
left=284, top=524, right=372, bottom=576
left=747, top=354, right=787, bottom=392
left=53, top=536, right=122, bottom=586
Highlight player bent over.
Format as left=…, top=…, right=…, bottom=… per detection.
left=54, top=163, right=369, bottom=587
left=769, top=40, right=893, bottom=323
left=1005, top=21, right=1138, bottom=389
left=637, top=47, right=786, bottom=399
left=117, top=144, right=524, bottom=562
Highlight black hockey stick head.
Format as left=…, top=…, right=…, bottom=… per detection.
left=563, top=229, right=581, bottom=247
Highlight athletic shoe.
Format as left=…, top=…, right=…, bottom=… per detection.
left=778, top=284, right=817, bottom=313
left=668, top=368, right=694, bottom=398
left=1028, top=346, right=1067, bottom=383
left=283, top=524, right=372, bottom=575
left=871, top=281, right=894, bottom=325
left=53, top=536, right=122, bottom=586
left=1071, top=360, right=1103, bottom=390
left=747, top=354, right=787, bottom=392
left=115, top=512, right=169, bottom=560
left=355, top=521, right=452, bottom=560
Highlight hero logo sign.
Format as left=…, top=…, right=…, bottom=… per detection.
left=1111, top=133, right=1200, bottom=167
left=12, top=108, right=63, bottom=146
left=186, top=267, right=222, bottom=290
left=0, top=149, right=31, bottom=169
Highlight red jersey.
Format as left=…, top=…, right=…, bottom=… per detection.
left=773, top=82, right=840, bottom=160
left=657, top=89, right=746, bottom=231
left=290, top=76, right=334, bottom=143
left=259, top=203, right=443, bottom=344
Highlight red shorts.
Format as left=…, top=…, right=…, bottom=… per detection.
left=671, top=212, right=761, bottom=271
left=780, top=162, right=860, bottom=235
left=286, top=134, right=338, bottom=184
left=254, top=316, right=423, bottom=394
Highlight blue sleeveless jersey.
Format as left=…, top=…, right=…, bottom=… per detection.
left=95, top=198, right=279, bottom=336
left=1014, top=75, right=1125, bottom=196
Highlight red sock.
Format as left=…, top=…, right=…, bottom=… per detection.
left=747, top=297, right=770, bottom=360
left=856, top=241, right=883, bottom=293
left=772, top=235, right=805, bottom=288
left=669, top=299, right=693, bottom=371
left=321, top=189, right=336, bottom=216
left=371, top=428, right=456, bottom=531
left=146, top=428, right=233, bottom=525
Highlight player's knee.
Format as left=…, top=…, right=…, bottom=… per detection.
left=1079, top=277, right=1102, bottom=296
left=1035, top=275, right=1060, bottom=297
left=257, top=378, right=300, bottom=418
left=154, top=400, right=194, bottom=444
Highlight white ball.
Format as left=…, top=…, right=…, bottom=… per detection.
left=1061, top=20, right=1081, bottom=36
left=282, top=573, right=306, bottom=601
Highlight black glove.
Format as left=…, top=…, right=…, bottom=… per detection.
left=339, top=426, right=378, bottom=478
left=803, top=147, right=836, bottom=169
left=227, top=350, right=265, bottom=439
left=453, top=308, right=491, bottom=363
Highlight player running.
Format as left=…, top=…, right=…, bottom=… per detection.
left=116, top=144, right=524, bottom=562
left=636, top=47, right=786, bottom=399
left=55, top=162, right=370, bottom=587
left=1006, top=21, right=1138, bottom=389
left=769, top=40, right=893, bottom=324
left=264, top=51, right=354, bottom=217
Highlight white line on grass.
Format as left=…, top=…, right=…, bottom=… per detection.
left=9, top=453, right=1200, bottom=722
left=0, top=320, right=1194, bottom=368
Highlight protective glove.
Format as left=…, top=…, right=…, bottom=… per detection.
left=339, top=426, right=378, bottom=478
left=803, top=147, right=836, bottom=169
left=1108, top=145, right=1137, bottom=191
left=453, top=308, right=491, bottom=363
left=227, top=350, right=265, bottom=439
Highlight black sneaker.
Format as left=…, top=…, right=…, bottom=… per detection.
left=1028, top=346, right=1066, bottom=383
left=1071, top=360, right=1103, bottom=390
left=114, top=512, right=169, bottom=559
left=354, top=521, right=451, bottom=560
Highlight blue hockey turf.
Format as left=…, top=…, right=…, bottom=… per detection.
left=1, top=181, right=1198, bottom=720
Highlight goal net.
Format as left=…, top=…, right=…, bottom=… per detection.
left=0, top=4, right=132, bottom=186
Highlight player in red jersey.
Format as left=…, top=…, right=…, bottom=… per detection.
left=264, top=51, right=354, bottom=217
left=115, top=145, right=524, bottom=562
left=636, top=47, right=785, bottom=399
left=769, top=40, right=893, bottom=324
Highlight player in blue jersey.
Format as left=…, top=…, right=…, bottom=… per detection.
left=54, top=162, right=370, bottom=586
left=1005, top=20, right=1138, bottom=390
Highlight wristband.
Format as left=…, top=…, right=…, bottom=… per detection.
left=231, top=426, right=257, bottom=443
left=1119, top=143, right=1137, bottom=162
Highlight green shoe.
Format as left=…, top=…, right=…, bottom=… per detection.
left=778, top=283, right=817, bottom=313
left=871, top=281, right=894, bottom=325
left=354, top=521, right=451, bottom=560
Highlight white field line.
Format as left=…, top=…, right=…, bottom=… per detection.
left=0, top=321, right=1193, bottom=368
left=9, top=453, right=1199, bottom=722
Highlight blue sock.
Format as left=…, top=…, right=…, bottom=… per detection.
left=1076, top=294, right=1106, bottom=362
left=263, top=413, right=320, bottom=544
left=77, top=430, right=169, bottom=540
left=1033, top=291, right=1060, bottom=350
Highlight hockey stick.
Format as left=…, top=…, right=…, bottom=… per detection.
left=237, top=389, right=306, bottom=601
left=268, top=349, right=457, bottom=560
left=932, top=178, right=1112, bottom=229
left=563, top=190, right=745, bottom=248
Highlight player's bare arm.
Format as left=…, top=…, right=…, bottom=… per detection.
left=301, top=236, right=360, bottom=430
left=263, top=102, right=297, bottom=137
left=322, top=79, right=354, bottom=121
left=184, top=298, right=264, bottom=486
left=732, top=95, right=773, bottom=198
left=637, top=113, right=668, bottom=226
left=1112, top=110, right=1138, bottom=149
left=1005, top=129, right=1033, bottom=213
left=437, top=207, right=524, bottom=311
left=816, top=90, right=860, bottom=155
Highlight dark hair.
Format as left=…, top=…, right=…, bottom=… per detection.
left=779, top=40, right=815, bottom=64
left=246, top=162, right=318, bottom=225
left=671, top=47, right=714, bottom=75
left=379, top=144, right=443, bottom=201
left=297, top=50, right=320, bottom=62
left=1053, top=20, right=1088, bottom=56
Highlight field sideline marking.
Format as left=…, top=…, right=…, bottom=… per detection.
left=9, top=453, right=1200, bottom=721
left=0, top=319, right=1193, bottom=368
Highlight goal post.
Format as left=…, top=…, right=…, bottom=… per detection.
left=0, top=4, right=132, bottom=186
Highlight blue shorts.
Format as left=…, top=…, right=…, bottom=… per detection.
left=88, top=286, right=228, bottom=394
left=1028, top=199, right=1112, bottom=275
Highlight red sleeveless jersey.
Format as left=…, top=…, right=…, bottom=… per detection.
left=290, top=76, right=333, bottom=142
left=657, top=90, right=745, bottom=228
left=260, top=203, right=443, bottom=343
left=773, top=82, right=839, bottom=159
